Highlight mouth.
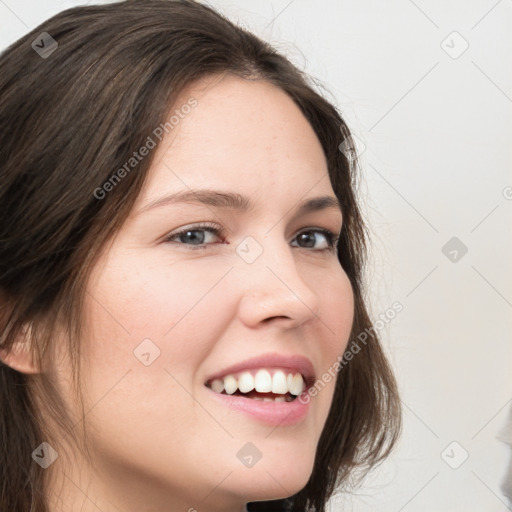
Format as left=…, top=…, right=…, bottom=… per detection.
left=205, top=368, right=310, bottom=403
left=204, top=353, right=316, bottom=402
left=203, top=354, right=316, bottom=426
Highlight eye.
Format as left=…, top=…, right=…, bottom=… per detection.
left=291, top=229, right=339, bottom=252
left=163, top=222, right=223, bottom=250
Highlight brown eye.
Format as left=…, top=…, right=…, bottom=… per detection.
left=292, top=229, right=338, bottom=252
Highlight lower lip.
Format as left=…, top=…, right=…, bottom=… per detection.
left=204, top=387, right=311, bottom=426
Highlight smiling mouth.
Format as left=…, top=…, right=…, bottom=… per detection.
left=205, top=368, right=307, bottom=403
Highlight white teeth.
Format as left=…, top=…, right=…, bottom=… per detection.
left=238, top=372, right=255, bottom=393
left=272, top=370, right=288, bottom=394
left=211, top=379, right=224, bottom=393
left=223, top=375, right=238, bottom=395
left=290, top=373, right=304, bottom=396
left=209, top=368, right=306, bottom=398
left=254, top=369, right=272, bottom=393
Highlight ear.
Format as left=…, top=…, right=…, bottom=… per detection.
left=0, top=326, right=39, bottom=374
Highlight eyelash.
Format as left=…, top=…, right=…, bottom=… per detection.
left=163, top=221, right=340, bottom=253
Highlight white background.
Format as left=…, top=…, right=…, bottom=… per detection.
left=1, top=1, right=511, bottom=511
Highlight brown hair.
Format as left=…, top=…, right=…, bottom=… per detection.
left=0, top=1, right=401, bottom=511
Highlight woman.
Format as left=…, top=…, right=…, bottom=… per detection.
left=0, top=1, right=401, bottom=511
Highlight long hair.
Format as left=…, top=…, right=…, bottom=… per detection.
left=0, top=1, right=401, bottom=511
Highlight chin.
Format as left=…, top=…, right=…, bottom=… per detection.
left=230, top=452, right=314, bottom=502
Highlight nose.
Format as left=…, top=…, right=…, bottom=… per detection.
left=236, top=233, right=321, bottom=329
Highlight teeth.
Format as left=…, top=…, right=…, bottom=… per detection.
left=272, top=370, right=288, bottom=394
left=211, top=379, right=224, bottom=393
left=290, top=373, right=304, bottom=396
left=209, top=369, right=306, bottom=398
left=223, top=375, right=237, bottom=395
left=238, top=372, right=255, bottom=393
left=254, top=369, right=272, bottom=392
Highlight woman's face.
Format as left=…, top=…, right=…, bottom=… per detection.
left=53, top=74, right=354, bottom=511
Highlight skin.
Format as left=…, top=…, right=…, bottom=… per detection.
left=36, top=74, right=355, bottom=512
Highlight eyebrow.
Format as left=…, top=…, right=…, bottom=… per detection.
left=137, top=189, right=343, bottom=218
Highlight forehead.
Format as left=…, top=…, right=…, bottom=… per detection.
left=136, top=74, right=334, bottom=208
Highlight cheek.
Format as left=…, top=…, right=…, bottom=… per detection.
left=309, top=268, right=354, bottom=423
left=316, top=268, right=354, bottom=360
left=71, top=257, right=234, bottom=460
left=79, top=254, right=232, bottom=401
left=86, top=253, right=227, bottom=343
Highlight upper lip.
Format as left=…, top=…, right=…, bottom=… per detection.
left=204, top=352, right=316, bottom=387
